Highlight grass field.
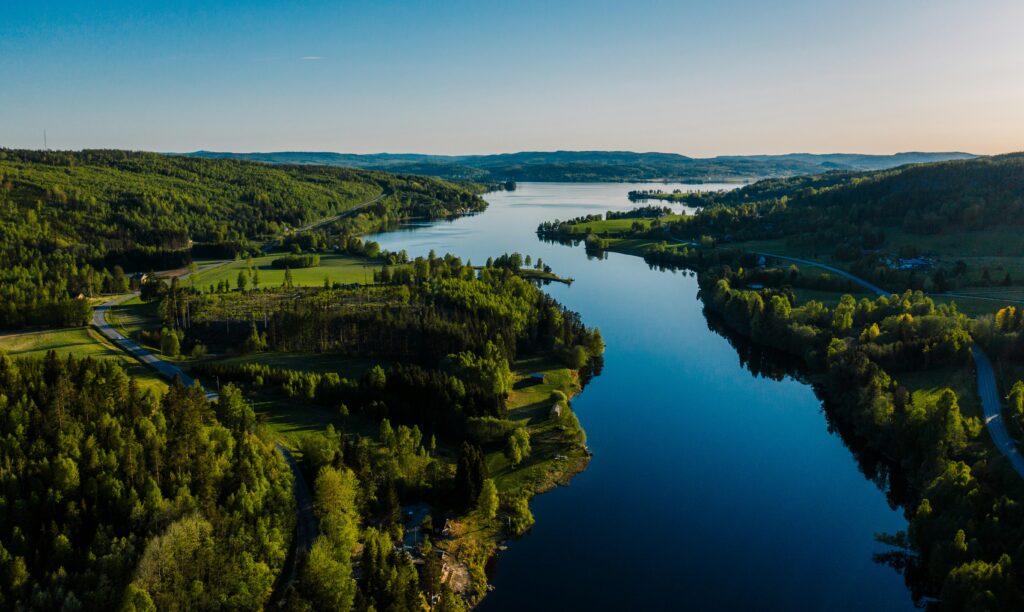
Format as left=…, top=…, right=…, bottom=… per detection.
left=895, top=365, right=981, bottom=421
left=486, top=356, right=588, bottom=493
left=107, top=296, right=162, bottom=339
left=441, top=355, right=591, bottom=596
left=252, top=395, right=381, bottom=447
left=791, top=288, right=874, bottom=307
left=563, top=214, right=688, bottom=235
left=206, top=352, right=380, bottom=378
left=188, top=252, right=383, bottom=290
left=0, top=326, right=168, bottom=395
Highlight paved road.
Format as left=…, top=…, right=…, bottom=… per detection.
left=92, top=294, right=202, bottom=389
left=91, top=292, right=319, bottom=585
left=756, top=252, right=887, bottom=297
left=971, top=346, right=1024, bottom=477
left=758, top=251, right=1024, bottom=479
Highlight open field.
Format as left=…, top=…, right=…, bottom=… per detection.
left=206, top=352, right=380, bottom=378
left=188, top=252, right=383, bottom=289
left=0, top=326, right=168, bottom=395
left=487, top=356, right=588, bottom=493
left=560, top=214, right=688, bottom=235
left=250, top=395, right=381, bottom=447
left=895, top=365, right=981, bottom=421
left=107, top=296, right=162, bottom=340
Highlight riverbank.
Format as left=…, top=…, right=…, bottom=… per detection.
left=561, top=231, right=1024, bottom=606
left=436, top=358, right=592, bottom=605
left=367, top=182, right=914, bottom=611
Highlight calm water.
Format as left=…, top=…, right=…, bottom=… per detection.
left=367, top=183, right=913, bottom=611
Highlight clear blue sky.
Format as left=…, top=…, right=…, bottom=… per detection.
left=2, top=0, right=1022, bottom=155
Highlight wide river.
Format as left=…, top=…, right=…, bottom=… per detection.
left=367, top=183, right=913, bottom=611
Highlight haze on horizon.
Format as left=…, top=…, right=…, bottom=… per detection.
left=2, top=0, right=1022, bottom=157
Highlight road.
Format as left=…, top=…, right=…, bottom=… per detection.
left=261, top=191, right=388, bottom=253
left=92, top=294, right=203, bottom=389
left=970, top=347, right=1024, bottom=477
left=756, top=252, right=887, bottom=297
left=91, top=292, right=319, bottom=586
left=278, top=445, right=320, bottom=591
left=758, top=251, right=1024, bottom=479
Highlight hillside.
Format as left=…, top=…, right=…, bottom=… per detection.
left=185, top=149, right=975, bottom=182
left=0, top=149, right=486, bottom=328
left=583, top=153, right=1024, bottom=305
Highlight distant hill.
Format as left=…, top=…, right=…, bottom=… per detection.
left=0, top=149, right=486, bottom=328
left=185, top=150, right=976, bottom=183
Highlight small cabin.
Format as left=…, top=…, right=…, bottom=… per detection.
left=550, top=403, right=562, bottom=418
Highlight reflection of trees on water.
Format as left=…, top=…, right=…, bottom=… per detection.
left=579, top=354, right=604, bottom=389
left=702, top=306, right=926, bottom=604
left=544, top=236, right=926, bottom=605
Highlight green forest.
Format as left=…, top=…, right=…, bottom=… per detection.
left=0, top=151, right=601, bottom=610
left=0, top=149, right=485, bottom=328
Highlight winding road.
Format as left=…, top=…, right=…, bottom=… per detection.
left=91, top=292, right=319, bottom=586
left=759, top=252, right=1024, bottom=479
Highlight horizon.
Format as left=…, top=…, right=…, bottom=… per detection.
left=3, top=1, right=1022, bottom=155
left=10, top=147, right=990, bottom=158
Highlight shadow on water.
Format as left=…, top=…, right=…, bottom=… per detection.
left=701, top=306, right=927, bottom=605
left=368, top=182, right=918, bottom=611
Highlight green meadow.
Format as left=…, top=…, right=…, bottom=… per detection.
left=0, top=327, right=168, bottom=395
left=188, top=252, right=383, bottom=290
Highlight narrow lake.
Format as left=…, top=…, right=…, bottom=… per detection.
left=367, top=183, right=913, bottom=611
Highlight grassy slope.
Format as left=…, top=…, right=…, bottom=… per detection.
left=0, top=327, right=168, bottom=395
left=188, top=253, right=383, bottom=289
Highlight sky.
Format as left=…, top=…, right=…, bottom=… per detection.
left=2, top=0, right=1023, bottom=156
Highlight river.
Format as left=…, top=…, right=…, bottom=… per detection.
left=366, top=183, right=913, bottom=611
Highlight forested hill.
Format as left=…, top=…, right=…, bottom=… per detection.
left=185, top=149, right=974, bottom=182
left=0, top=149, right=486, bottom=328
left=687, top=152, right=1024, bottom=239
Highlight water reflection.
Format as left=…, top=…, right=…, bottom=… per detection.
left=368, top=182, right=914, bottom=611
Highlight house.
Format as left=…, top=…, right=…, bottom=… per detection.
left=896, top=257, right=933, bottom=271
left=550, top=403, right=562, bottom=419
